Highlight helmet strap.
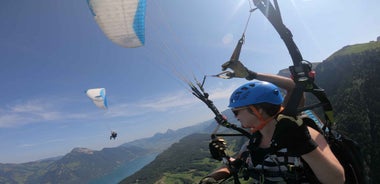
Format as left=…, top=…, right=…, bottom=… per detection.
left=249, top=105, right=284, bottom=132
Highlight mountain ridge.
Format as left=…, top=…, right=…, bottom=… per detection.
left=0, top=117, right=215, bottom=183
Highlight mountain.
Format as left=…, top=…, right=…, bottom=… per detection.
left=119, top=133, right=247, bottom=184
left=120, top=41, right=380, bottom=183
left=0, top=160, right=55, bottom=184
left=121, top=119, right=213, bottom=152
left=119, top=109, right=239, bottom=153
left=0, top=146, right=150, bottom=184
left=33, top=146, right=149, bottom=184
left=119, top=133, right=211, bottom=184
left=0, top=117, right=217, bottom=184
left=315, top=41, right=380, bottom=183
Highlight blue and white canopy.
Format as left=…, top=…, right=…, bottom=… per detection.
left=85, top=88, right=108, bottom=110
left=87, top=0, right=146, bottom=48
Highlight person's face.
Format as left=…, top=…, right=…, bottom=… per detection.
left=232, top=106, right=260, bottom=129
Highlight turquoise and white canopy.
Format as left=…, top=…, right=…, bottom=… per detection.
left=85, top=88, right=108, bottom=110
left=87, top=0, right=146, bottom=48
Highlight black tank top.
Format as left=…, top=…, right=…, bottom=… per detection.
left=238, top=132, right=315, bottom=183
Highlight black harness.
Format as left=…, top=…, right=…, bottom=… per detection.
left=237, top=131, right=312, bottom=184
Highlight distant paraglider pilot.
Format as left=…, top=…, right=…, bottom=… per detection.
left=110, top=131, right=117, bottom=140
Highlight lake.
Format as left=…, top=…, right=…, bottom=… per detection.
left=89, top=153, right=159, bottom=184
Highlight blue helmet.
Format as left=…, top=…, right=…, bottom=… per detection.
left=229, top=81, right=283, bottom=108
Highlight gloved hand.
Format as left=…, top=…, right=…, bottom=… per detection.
left=271, top=114, right=318, bottom=155
left=199, top=177, right=218, bottom=184
left=209, top=137, right=227, bottom=161
left=221, top=60, right=257, bottom=80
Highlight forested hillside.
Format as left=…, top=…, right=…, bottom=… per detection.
left=120, top=133, right=246, bottom=184
left=315, top=41, right=380, bottom=183
left=119, top=133, right=210, bottom=184
left=120, top=41, right=380, bottom=184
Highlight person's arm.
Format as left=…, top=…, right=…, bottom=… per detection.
left=199, top=166, right=231, bottom=184
left=254, top=72, right=305, bottom=107
left=221, top=60, right=305, bottom=107
left=301, top=127, right=345, bottom=184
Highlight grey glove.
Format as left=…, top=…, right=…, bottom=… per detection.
left=209, top=137, right=227, bottom=161
left=221, top=60, right=257, bottom=80
left=221, top=60, right=249, bottom=78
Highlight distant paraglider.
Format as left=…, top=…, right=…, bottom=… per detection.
left=85, top=88, right=108, bottom=110
left=85, top=88, right=117, bottom=140
left=87, top=0, right=146, bottom=48
left=110, top=131, right=117, bottom=140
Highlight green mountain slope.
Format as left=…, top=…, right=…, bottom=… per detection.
left=0, top=160, right=54, bottom=184
left=315, top=41, right=380, bottom=183
left=119, top=133, right=246, bottom=184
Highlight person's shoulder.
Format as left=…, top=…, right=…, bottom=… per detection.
left=307, top=126, right=329, bottom=148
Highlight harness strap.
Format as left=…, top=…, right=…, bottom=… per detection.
left=249, top=106, right=284, bottom=132
left=244, top=166, right=307, bottom=183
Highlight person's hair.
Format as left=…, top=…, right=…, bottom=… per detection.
left=253, top=102, right=281, bottom=117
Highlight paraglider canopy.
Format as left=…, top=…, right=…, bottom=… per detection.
left=85, top=88, right=108, bottom=110
left=87, top=0, right=146, bottom=48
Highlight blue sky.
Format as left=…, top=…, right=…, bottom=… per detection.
left=0, top=0, right=379, bottom=163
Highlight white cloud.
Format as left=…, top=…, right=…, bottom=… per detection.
left=11, top=101, right=46, bottom=113
left=0, top=114, right=33, bottom=127
left=222, top=33, right=234, bottom=45
left=18, top=138, right=66, bottom=148
left=104, top=91, right=199, bottom=118
left=139, top=91, right=197, bottom=111
left=208, top=85, right=236, bottom=100
left=0, top=98, right=76, bottom=128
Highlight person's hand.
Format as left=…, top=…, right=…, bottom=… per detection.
left=221, top=60, right=257, bottom=80
left=199, top=177, right=218, bottom=184
left=221, top=60, right=249, bottom=78
left=271, top=115, right=318, bottom=155
left=209, top=137, right=227, bottom=161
